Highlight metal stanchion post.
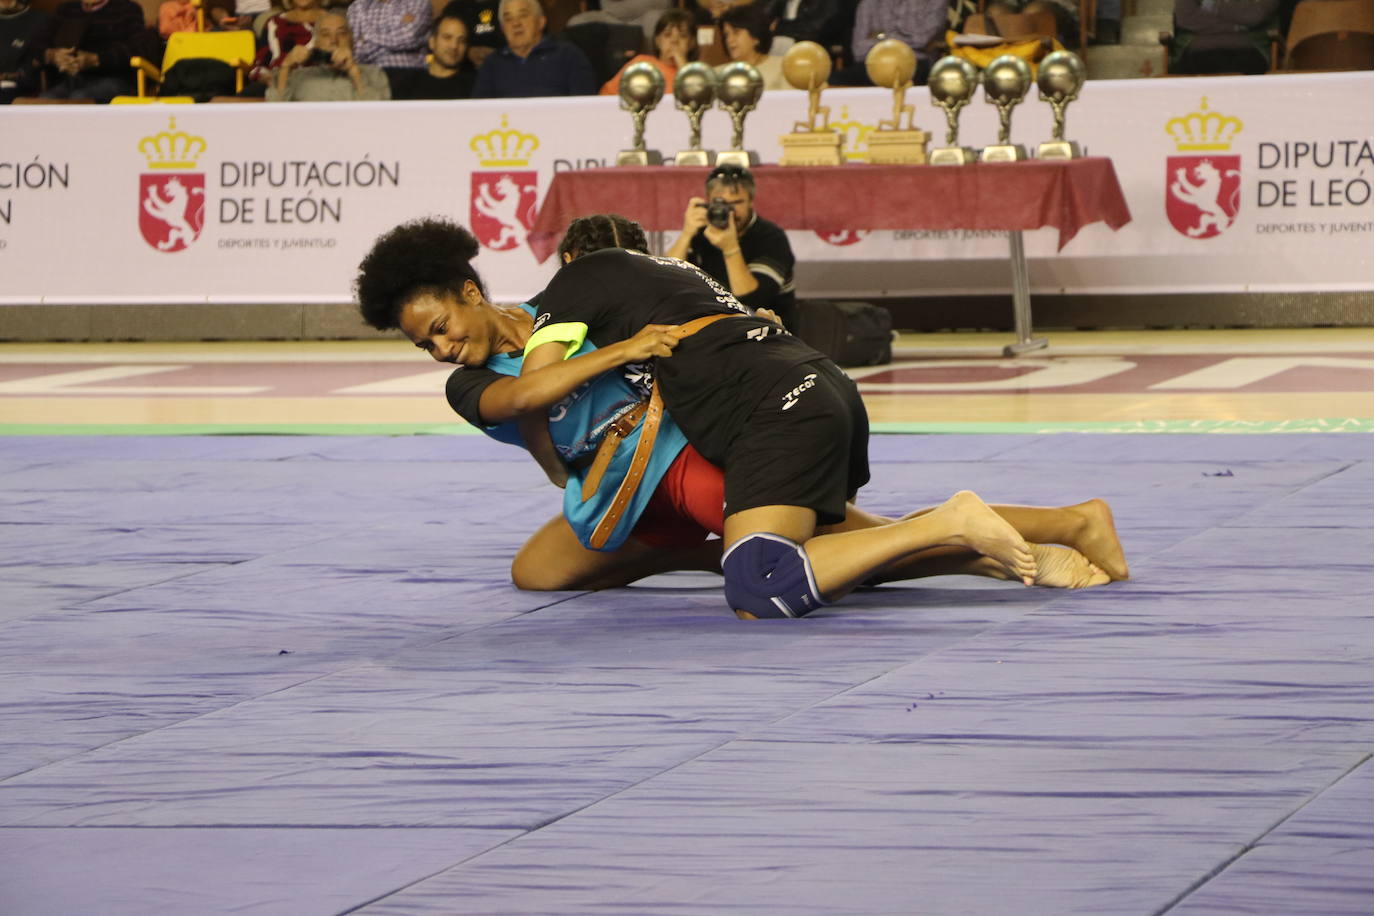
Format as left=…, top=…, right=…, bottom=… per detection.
left=1003, top=230, right=1048, bottom=356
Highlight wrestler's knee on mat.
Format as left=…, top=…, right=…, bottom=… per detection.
left=722, top=533, right=827, bottom=620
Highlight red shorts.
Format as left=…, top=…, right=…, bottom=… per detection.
left=631, top=444, right=726, bottom=549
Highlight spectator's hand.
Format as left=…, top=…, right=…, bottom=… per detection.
left=681, top=195, right=709, bottom=236
left=331, top=45, right=358, bottom=74
left=282, top=44, right=312, bottom=68
left=47, top=48, right=76, bottom=71
left=703, top=209, right=739, bottom=253
left=703, top=0, right=734, bottom=19
left=753, top=307, right=781, bottom=326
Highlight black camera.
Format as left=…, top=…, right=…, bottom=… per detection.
left=706, top=199, right=732, bottom=229
left=308, top=48, right=334, bottom=66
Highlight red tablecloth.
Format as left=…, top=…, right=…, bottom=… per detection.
left=528, top=158, right=1132, bottom=262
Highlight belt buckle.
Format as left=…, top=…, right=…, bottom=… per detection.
left=608, top=408, right=642, bottom=439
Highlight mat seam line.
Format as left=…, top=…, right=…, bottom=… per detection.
left=330, top=736, right=740, bottom=915
left=0, top=591, right=586, bottom=790
left=332, top=641, right=963, bottom=913
left=1150, top=751, right=1374, bottom=916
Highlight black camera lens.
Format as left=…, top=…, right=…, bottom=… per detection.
left=308, top=48, right=333, bottom=65
left=707, top=200, right=731, bottom=229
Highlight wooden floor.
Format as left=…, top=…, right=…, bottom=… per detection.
left=3, top=328, right=1374, bottom=433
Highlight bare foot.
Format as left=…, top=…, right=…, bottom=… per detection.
left=1064, top=499, right=1130, bottom=580
left=933, top=490, right=1038, bottom=585
left=1029, top=544, right=1110, bottom=588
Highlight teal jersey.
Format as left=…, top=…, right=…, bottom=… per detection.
left=474, top=304, right=689, bottom=551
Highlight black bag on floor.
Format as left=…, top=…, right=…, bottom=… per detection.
left=792, top=299, right=893, bottom=367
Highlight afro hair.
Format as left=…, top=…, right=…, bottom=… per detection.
left=354, top=218, right=487, bottom=331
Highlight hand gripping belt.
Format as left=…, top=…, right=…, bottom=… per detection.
left=580, top=313, right=734, bottom=549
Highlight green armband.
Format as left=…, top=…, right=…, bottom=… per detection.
left=524, top=322, right=589, bottom=360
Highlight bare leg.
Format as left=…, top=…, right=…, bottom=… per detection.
left=512, top=514, right=722, bottom=591
left=889, top=499, right=1129, bottom=581
left=724, top=491, right=1038, bottom=602
left=819, top=502, right=1120, bottom=588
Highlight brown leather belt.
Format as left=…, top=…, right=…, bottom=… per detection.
left=582, top=312, right=735, bottom=549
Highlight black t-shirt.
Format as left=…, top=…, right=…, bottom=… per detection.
left=535, top=249, right=822, bottom=465
left=445, top=361, right=501, bottom=427
left=397, top=66, right=475, bottom=99
left=686, top=211, right=797, bottom=327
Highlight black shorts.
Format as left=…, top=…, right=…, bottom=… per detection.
left=722, top=359, right=870, bottom=526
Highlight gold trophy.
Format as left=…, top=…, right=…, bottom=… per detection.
left=979, top=54, right=1032, bottom=162
left=778, top=41, right=843, bottom=166
left=673, top=62, right=718, bottom=166
left=927, top=56, right=979, bottom=166
left=616, top=62, right=666, bottom=166
left=864, top=39, right=929, bottom=164
left=1035, top=50, right=1086, bottom=160
left=714, top=61, right=763, bottom=167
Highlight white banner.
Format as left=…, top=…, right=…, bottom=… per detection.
left=2, top=71, right=1373, bottom=305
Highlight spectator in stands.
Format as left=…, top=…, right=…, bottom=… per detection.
left=234, top=0, right=273, bottom=35
left=250, top=0, right=323, bottom=86
left=443, top=0, right=502, bottom=68
left=691, top=0, right=746, bottom=27
left=346, top=0, right=429, bottom=95
left=985, top=0, right=1080, bottom=47
left=472, top=0, right=595, bottom=97
left=717, top=2, right=787, bottom=90
left=1170, top=0, right=1280, bottom=74
left=396, top=8, right=476, bottom=97
left=666, top=163, right=797, bottom=330
left=568, top=0, right=670, bottom=43
left=767, top=0, right=847, bottom=55
left=0, top=0, right=48, bottom=103
left=31, top=0, right=147, bottom=102
left=830, top=0, right=946, bottom=86
left=158, top=0, right=197, bottom=37
left=268, top=10, right=391, bottom=99
left=599, top=6, right=693, bottom=95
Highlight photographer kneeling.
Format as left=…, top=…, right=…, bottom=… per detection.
left=666, top=163, right=797, bottom=329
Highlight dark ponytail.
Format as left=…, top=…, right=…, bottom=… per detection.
left=557, top=213, right=650, bottom=263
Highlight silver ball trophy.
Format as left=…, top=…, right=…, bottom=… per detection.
left=979, top=54, right=1032, bottom=163
left=927, top=56, right=980, bottom=166
left=714, top=60, right=763, bottom=168
left=616, top=61, right=666, bottom=166
left=1035, top=50, right=1086, bottom=160
left=672, top=62, right=719, bottom=167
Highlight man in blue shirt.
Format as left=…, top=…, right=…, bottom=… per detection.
left=473, top=0, right=595, bottom=97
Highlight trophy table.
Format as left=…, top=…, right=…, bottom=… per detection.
left=778, top=41, right=844, bottom=167
left=864, top=39, right=929, bottom=165
left=616, top=62, right=665, bottom=167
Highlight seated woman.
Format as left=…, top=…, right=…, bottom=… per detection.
left=600, top=8, right=695, bottom=96
left=717, top=2, right=788, bottom=91
left=249, top=0, right=323, bottom=85
left=354, top=216, right=1128, bottom=612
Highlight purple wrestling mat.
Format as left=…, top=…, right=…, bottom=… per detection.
left=1, top=434, right=1372, bottom=915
